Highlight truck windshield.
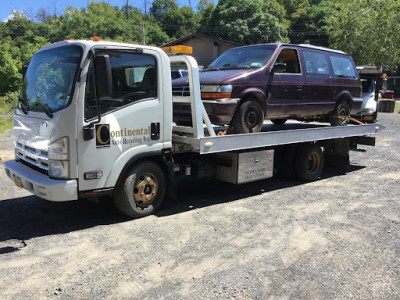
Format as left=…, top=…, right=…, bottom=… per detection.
left=361, top=78, right=374, bottom=93
left=20, top=45, right=82, bottom=114
left=205, top=45, right=277, bottom=71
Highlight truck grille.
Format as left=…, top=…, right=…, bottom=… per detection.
left=16, top=142, right=49, bottom=174
left=172, top=86, right=191, bottom=96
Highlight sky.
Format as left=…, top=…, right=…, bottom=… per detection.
left=1, top=0, right=195, bottom=22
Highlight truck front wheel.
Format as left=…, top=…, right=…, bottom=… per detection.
left=114, top=161, right=166, bottom=218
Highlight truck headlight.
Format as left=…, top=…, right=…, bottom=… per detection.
left=48, top=137, right=70, bottom=178
left=49, top=160, right=70, bottom=178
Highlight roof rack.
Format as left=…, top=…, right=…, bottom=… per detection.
left=298, top=44, right=345, bottom=54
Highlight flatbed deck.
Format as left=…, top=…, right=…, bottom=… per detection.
left=172, top=122, right=385, bottom=154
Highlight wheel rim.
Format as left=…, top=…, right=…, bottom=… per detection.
left=244, top=107, right=259, bottom=129
left=338, top=106, right=349, bottom=125
left=307, top=152, right=321, bottom=174
left=133, top=173, right=158, bottom=207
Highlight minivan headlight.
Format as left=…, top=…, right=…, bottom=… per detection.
left=217, top=85, right=233, bottom=93
left=201, top=85, right=232, bottom=99
left=48, top=136, right=70, bottom=178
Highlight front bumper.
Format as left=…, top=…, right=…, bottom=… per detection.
left=4, top=160, right=78, bottom=202
left=173, top=98, right=240, bottom=125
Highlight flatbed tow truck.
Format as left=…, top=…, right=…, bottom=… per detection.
left=4, top=40, right=384, bottom=218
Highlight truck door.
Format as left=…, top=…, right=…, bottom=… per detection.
left=77, top=48, right=166, bottom=192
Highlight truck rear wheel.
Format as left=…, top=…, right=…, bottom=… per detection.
left=295, top=144, right=324, bottom=181
left=232, top=100, right=264, bottom=133
left=114, top=161, right=166, bottom=218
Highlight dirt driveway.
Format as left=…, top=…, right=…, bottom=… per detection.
left=0, top=113, right=399, bottom=299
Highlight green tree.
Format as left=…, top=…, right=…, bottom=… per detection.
left=206, top=0, right=287, bottom=44
left=0, top=38, right=21, bottom=95
left=277, top=0, right=308, bottom=18
left=197, top=0, right=215, bottom=30
left=329, top=0, right=400, bottom=69
left=162, top=5, right=199, bottom=38
left=288, top=0, right=339, bottom=46
left=150, top=0, right=178, bottom=23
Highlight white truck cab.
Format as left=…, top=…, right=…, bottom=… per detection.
left=5, top=40, right=173, bottom=208
left=4, top=40, right=384, bottom=218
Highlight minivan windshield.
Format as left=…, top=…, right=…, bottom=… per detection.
left=205, top=45, right=277, bottom=71
left=20, top=45, right=82, bottom=114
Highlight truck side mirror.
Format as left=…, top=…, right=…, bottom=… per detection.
left=272, top=63, right=287, bottom=73
left=94, top=54, right=112, bottom=98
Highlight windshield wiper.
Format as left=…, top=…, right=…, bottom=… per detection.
left=221, top=64, right=251, bottom=70
left=18, top=96, right=28, bottom=115
left=203, top=66, right=219, bottom=71
left=38, top=102, right=53, bottom=118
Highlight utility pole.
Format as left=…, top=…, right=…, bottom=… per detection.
left=125, top=0, right=129, bottom=19
left=141, top=22, right=146, bottom=45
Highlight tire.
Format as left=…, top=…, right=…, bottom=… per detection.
left=232, top=100, right=264, bottom=133
left=271, top=118, right=287, bottom=125
left=295, top=144, right=324, bottom=181
left=114, top=161, right=166, bottom=218
left=330, top=100, right=350, bottom=126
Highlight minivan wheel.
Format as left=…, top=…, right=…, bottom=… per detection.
left=232, top=100, right=264, bottom=133
left=330, top=100, right=350, bottom=126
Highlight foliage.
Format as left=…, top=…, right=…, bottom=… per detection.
left=205, top=0, right=287, bottom=44
left=329, top=0, right=400, bottom=69
left=0, top=39, right=21, bottom=95
left=150, top=0, right=179, bottom=23
left=0, top=91, right=19, bottom=115
left=0, top=117, right=14, bottom=133
left=162, top=5, right=199, bottom=38
left=288, top=0, right=339, bottom=46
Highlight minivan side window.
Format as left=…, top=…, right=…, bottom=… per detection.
left=275, top=49, right=301, bottom=74
left=330, top=55, right=357, bottom=78
left=302, top=50, right=330, bottom=75
left=85, top=51, right=157, bottom=120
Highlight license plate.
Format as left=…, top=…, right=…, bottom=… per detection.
left=363, top=115, right=373, bottom=120
left=13, top=175, right=23, bottom=188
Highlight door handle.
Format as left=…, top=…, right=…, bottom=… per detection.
left=151, top=122, right=160, bottom=140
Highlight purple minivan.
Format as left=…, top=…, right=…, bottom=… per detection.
left=172, top=43, right=363, bottom=133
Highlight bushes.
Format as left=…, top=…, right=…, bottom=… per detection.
left=0, top=92, right=18, bottom=133
left=0, top=91, right=18, bottom=115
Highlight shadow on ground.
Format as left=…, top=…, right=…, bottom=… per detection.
left=0, top=164, right=364, bottom=246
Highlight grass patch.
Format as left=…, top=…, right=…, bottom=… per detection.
left=0, top=117, right=13, bottom=133
left=0, top=92, right=17, bottom=133
left=395, top=101, right=400, bottom=113
left=0, top=92, right=18, bottom=115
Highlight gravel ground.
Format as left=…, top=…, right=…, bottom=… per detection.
left=0, top=113, right=399, bottom=299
